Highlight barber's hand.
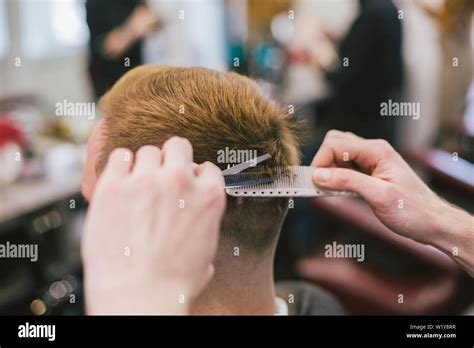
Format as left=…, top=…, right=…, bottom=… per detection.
left=82, top=137, right=226, bottom=314
left=311, top=130, right=470, bottom=245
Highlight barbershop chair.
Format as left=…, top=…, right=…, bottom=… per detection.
left=296, top=148, right=473, bottom=315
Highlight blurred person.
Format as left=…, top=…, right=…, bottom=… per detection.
left=81, top=65, right=346, bottom=315
left=279, top=0, right=404, bottom=282
left=416, top=0, right=474, bottom=150
left=85, top=0, right=162, bottom=98
left=310, top=0, right=403, bottom=143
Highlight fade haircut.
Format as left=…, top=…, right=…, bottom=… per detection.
left=97, top=65, right=300, bottom=252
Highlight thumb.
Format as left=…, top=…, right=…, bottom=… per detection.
left=312, top=167, right=386, bottom=201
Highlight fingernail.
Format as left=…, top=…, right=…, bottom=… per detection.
left=313, top=168, right=331, bottom=182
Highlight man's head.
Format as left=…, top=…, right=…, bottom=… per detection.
left=82, top=65, right=299, bottom=253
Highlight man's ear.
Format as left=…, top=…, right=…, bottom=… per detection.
left=81, top=120, right=104, bottom=201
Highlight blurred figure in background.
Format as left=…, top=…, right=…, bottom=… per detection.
left=85, top=0, right=162, bottom=98
left=310, top=0, right=403, bottom=144
left=416, top=0, right=474, bottom=151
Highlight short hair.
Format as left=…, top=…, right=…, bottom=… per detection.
left=97, top=65, right=300, bottom=252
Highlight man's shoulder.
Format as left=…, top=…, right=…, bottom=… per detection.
left=276, top=280, right=347, bottom=316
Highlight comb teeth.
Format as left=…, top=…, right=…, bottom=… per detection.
left=224, top=172, right=274, bottom=188
left=225, top=166, right=357, bottom=198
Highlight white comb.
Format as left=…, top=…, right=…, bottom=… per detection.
left=225, top=166, right=357, bottom=198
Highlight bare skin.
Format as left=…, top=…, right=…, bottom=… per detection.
left=81, top=130, right=473, bottom=315
left=312, top=130, right=474, bottom=277
left=102, top=5, right=161, bottom=59
left=82, top=123, right=278, bottom=315
left=82, top=137, right=226, bottom=314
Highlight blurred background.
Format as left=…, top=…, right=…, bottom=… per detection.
left=0, top=0, right=472, bottom=315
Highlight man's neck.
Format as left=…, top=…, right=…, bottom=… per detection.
left=190, top=245, right=277, bottom=315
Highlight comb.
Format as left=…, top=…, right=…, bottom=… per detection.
left=224, top=172, right=275, bottom=187
left=221, top=153, right=272, bottom=176
left=222, top=153, right=273, bottom=188
left=225, top=166, right=357, bottom=197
